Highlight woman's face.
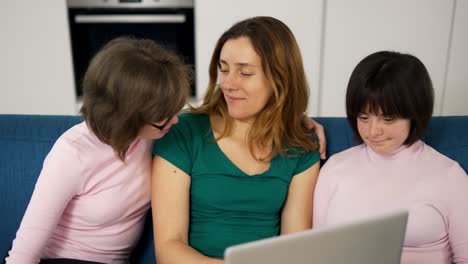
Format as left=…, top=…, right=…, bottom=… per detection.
left=138, top=115, right=179, bottom=140
left=218, top=36, right=273, bottom=123
left=357, top=111, right=411, bottom=155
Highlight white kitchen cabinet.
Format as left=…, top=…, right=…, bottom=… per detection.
left=319, top=0, right=454, bottom=116
left=1, top=0, right=467, bottom=116
left=0, top=0, right=76, bottom=115
left=442, top=0, right=468, bottom=115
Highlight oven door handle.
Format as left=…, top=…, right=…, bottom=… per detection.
left=74, top=14, right=186, bottom=24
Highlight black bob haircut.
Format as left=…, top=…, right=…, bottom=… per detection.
left=346, top=50, right=434, bottom=145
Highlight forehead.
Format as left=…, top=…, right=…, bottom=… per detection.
left=362, top=103, right=383, bottom=114
left=220, top=37, right=261, bottom=65
left=361, top=99, right=400, bottom=117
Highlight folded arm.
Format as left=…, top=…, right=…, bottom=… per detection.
left=6, top=141, right=82, bottom=263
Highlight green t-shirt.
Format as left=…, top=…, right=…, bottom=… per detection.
left=153, top=113, right=319, bottom=258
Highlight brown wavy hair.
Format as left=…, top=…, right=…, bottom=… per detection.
left=81, top=37, right=191, bottom=160
left=191, top=16, right=317, bottom=161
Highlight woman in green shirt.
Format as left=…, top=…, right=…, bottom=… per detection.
left=152, top=16, right=321, bottom=264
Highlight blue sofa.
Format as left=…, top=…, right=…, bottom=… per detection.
left=1, top=114, right=467, bottom=263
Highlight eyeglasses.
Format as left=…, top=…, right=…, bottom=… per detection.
left=149, top=118, right=171, bottom=130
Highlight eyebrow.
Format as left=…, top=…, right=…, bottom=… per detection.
left=219, top=59, right=257, bottom=67
left=360, top=111, right=391, bottom=117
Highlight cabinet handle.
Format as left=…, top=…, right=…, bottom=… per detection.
left=74, top=14, right=186, bottom=24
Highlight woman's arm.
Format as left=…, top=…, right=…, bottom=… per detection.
left=151, top=156, right=223, bottom=264
left=6, top=140, right=83, bottom=263
left=280, top=162, right=320, bottom=234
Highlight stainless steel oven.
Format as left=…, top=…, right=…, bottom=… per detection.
left=67, top=0, right=195, bottom=97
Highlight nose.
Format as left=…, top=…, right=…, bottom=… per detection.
left=167, top=115, right=179, bottom=127
left=172, top=115, right=179, bottom=125
left=368, top=119, right=383, bottom=137
left=220, top=72, right=237, bottom=91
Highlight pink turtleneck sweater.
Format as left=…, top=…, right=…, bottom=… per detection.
left=313, top=140, right=468, bottom=264
left=5, top=122, right=152, bottom=264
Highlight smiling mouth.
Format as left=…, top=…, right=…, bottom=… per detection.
left=368, top=139, right=387, bottom=144
left=226, top=95, right=244, bottom=102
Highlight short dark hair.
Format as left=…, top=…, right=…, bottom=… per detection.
left=346, top=51, right=434, bottom=145
left=80, top=37, right=191, bottom=160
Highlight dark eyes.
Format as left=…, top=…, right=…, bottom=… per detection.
left=358, top=115, right=369, bottom=121
left=358, top=114, right=395, bottom=123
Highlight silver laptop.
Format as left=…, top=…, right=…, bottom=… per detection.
left=224, top=210, right=408, bottom=264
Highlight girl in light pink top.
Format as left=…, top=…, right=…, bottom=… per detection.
left=313, top=51, right=468, bottom=264
left=5, top=37, right=192, bottom=264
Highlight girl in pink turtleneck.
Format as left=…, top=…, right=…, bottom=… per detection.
left=5, top=37, right=191, bottom=264
left=313, top=51, right=468, bottom=264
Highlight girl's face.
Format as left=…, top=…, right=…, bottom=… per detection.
left=357, top=110, right=411, bottom=155
left=138, top=115, right=179, bottom=140
left=218, top=36, right=273, bottom=123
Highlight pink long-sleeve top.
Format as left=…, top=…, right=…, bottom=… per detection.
left=5, top=122, right=152, bottom=264
left=313, top=140, right=468, bottom=264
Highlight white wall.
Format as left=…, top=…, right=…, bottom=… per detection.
left=1, top=0, right=467, bottom=116
left=0, top=1, right=76, bottom=115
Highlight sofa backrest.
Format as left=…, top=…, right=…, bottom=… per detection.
left=1, top=114, right=467, bottom=263
left=314, top=116, right=468, bottom=172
